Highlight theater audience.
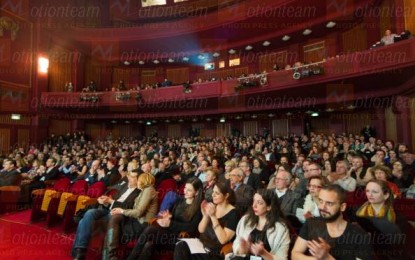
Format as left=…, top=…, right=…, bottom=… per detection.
left=381, top=29, right=398, bottom=45
left=349, top=155, right=370, bottom=187
left=127, top=177, right=203, bottom=260
left=71, top=170, right=140, bottom=260
left=0, top=159, right=19, bottom=187
left=269, top=169, right=300, bottom=217
left=301, top=176, right=328, bottom=221
left=227, top=189, right=290, bottom=260
left=203, top=167, right=218, bottom=202
left=228, top=167, right=254, bottom=216
left=291, top=184, right=373, bottom=259
left=102, top=172, right=158, bottom=259
left=327, top=160, right=356, bottom=192
left=240, top=161, right=261, bottom=190
left=371, top=165, right=401, bottom=198
left=174, top=182, right=238, bottom=260
left=356, top=180, right=408, bottom=259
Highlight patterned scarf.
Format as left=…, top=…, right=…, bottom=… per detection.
left=356, top=201, right=396, bottom=223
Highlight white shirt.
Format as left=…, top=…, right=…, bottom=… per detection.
left=110, top=186, right=135, bottom=209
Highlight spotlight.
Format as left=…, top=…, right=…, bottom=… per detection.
left=146, top=121, right=152, bottom=125
left=219, top=117, right=226, bottom=123
left=311, top=112, right=319, bottom=117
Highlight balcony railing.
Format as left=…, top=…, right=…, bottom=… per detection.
left=41, top=38, right=415, bottom=109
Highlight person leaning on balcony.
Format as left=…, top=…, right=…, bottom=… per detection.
left=381, top=29, right=398, bottom=45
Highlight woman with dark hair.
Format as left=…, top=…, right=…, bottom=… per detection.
left=126, top=177, right=204, bottom=260
left=174, top=182, right=238, bottom=260
left=227, top=189, right=291, bottom=259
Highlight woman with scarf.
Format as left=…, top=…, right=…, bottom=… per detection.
left=356, top=180, right=409, bottom=259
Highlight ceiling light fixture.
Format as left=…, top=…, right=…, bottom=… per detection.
left=183, top=57, right=189, bottom=61
left=219, top=117, right=226, bottom=123
left=168, top=58, right=174, bottom=63
left=123, top=61, right=130, bottom=65
left=228, top=49, right=236, bottom=54
left=262, top=41, right=271, bottom=46
left=282, top=35, right=290, bottom=41
left=138, top=61, right=145, bottom=65
left=245, top=45, right=253, bottom=51
left=153, top=60, right=160, bottom=64
left=311, top=112, right=319, bottom=117
left=303, top=29, right=312, bottom=35
left=326, top=21, right=336, bottom=28
left=212, top=52, right=220, bottom=57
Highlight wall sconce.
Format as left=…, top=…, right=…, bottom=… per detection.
left=38, top=56, right=49, bottom=74
left=11, top=114, right=21, bottom=120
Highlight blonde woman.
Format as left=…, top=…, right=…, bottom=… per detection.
left=103, top=172, right=158, bottom=259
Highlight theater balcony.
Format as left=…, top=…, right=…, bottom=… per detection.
left=40, top=38, right=415, bottom=119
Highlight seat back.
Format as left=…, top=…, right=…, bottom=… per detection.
left=394, top=198, right=415, bottom=221
left=52, top=178, right=71, bottom=192
left=69, top=180, right=88, bottom=195
left=87, top=181, right=106, bottom=198
left=156, top=179, right=177, bottom=206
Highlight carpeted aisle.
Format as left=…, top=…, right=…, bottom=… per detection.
left=0, top=210, right=74, bottom=260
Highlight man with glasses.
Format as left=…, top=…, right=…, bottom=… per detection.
left=228, top=167, right=254, bottom=216
left=239, top=161, right=260, bottom=190
left=292, top=184, right=373, bottom=260
left=269, top=169, right=300, bottom=216
left=294, top=162, right=322, bottom=198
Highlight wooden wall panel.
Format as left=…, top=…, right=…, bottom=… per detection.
left=310, top=118, right=330, bottom=135
left=141, top=70, right=156, bottom=85
left=112, top=68, right=131, bottom=89
left=379, top=0, right=392, bottom=35
left=243, top=121, right=258, bottom=136
left=404, top=0, right=415, bottom=33
left=259, top=51, right=287, bottom=72
left=0, top=128, right=11, bottom=154
left=410, top=97, right=415, bottom=152
left=168, top=124, right=181, bottom=138
left=49, top=47, right=72, bottom=92
left=166, top=68, right=189, bottom=85
left=216, top=123, right=230, bottom=137
left=272, top=119, right=288, bottom=137
left=0, top=115, right=30, bottom=125
left=385, top=107, right=398, bottom=143
left=303, top=41, right=325, bottom=63
left=17, top=129, right=30, bottom=150
left=85, top=123, right=102, bottom=141
left=344, top=112, right=372, bottom=135
left=342, top=25, right=367, bottom=52
left=84, top=59, right=102, bottom=89
left=49, top=119, right=71, bottom=136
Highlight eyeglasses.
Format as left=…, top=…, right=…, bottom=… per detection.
left=307, top=185, right=322, bottom=189
left=275, top=178, right=288, bottom=181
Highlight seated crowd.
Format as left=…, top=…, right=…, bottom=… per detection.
left=1, top=129, right=415, bottom=259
